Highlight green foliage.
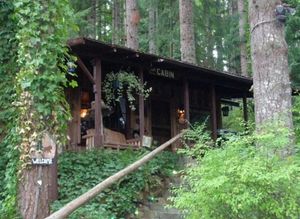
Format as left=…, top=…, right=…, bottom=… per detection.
left=171, top=124, right=300, bottom=219
left=286, top=1, right=300, bottom=88
left=0, top=1, right=20, bottom=217
left=222, top=101, right=255, bottom=132
left=52, top=149, right=179, bottom=218
left=103, top=71, right=152, bottom=111
left=178, top=122, right=214, bottom=159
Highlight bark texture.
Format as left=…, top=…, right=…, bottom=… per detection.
left=238, top=0, right=248, bottom=77
left=249, top=0, right=293, bottom=129
left=126, top=0, right=139, bottom=50
left=19, top=164, right=57, bottom=219
left=148, top=1, right=157, bottom=54
left=112, top=0, right=122, bottom=44
left=179, top=0, right=196, bottom=64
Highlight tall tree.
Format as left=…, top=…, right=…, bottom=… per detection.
left=126, top=0, right=139, bottom=49
left=148, top=0, right=157, bottom=54
left=179, top=0, right=196, bottom=64
left=11, top=0, right=75, bottom=218
left=112, top=0, right=123, bottom=44
left=249, top=1, right=294, bottom=130
left=238, top=0, right=248, bottom=76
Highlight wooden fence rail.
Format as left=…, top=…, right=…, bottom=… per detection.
left=45, top=131, right=186, bottom=219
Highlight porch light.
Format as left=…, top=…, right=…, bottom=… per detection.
left=222, top=106, right=230, bottom=117
left=177, top=109, right=186, bottom=124
left=80, top=109, right=88, bottom=118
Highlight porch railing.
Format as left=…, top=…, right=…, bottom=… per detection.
left=45, top=131, right=186, bottom=219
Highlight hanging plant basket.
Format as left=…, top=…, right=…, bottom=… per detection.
left=103, top=71, right=152, bottom=111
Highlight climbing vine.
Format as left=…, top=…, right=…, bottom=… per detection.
left=0, top=0, right=76, bottom=216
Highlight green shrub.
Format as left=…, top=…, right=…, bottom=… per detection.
left=52, top=149, right=179, bottom=218
left=171, top=125, right=300, bottom=219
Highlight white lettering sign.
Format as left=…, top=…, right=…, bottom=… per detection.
left=32, top=158, right=53, bottom=165
left=150, top=69, right=175, bottom=79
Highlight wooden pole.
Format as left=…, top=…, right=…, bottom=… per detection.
left=139, top=67, right=145, bottom=141
left=183, top=78, right=190, bottom=123
left=93, top=58, right=103, bottom=146
left=45, top=131, right=186, bottom=219
left=216, top=96, right=222, bottom=129
left=243, top=94, right=248, bottom=122
left=210, top=84, right=218, bottom=140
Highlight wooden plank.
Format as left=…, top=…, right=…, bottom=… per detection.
left=210, top=84, right=218, bottom=140
left=139, top=67, right=145, bottom=141
left=45, top=131, right=186, bottom=219
left=183, top=78, right=190, bottom=124
left=77, top=57, right=95, bottom=84
left=93, top=58, right=104, bottom=146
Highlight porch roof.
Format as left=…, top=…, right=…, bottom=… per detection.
left=68, top=37, right=253, bottom=97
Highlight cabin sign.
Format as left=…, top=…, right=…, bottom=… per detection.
left=149, top=68, right=175, bottom=79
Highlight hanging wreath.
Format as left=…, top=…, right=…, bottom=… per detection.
left=103, top=71, right=152, bottom=111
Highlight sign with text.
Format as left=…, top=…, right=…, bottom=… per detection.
left=149, top=68, right=175, bottom=79
left=30, top=132, right=56, bottom=165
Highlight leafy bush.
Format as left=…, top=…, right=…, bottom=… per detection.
left=52, top=149, right=179, bottom=218
left=171, top=124, right=300, bottom=219
left=178, top=122, right=214, bottom=159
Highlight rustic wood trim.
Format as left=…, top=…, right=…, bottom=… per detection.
left=93, top=58, right=104, bottom=146
left=183, top=78, right=190, bottom=124
left=77, top=57, right=95, bottom=84
left=210, top=84, right=218, bottom=140
left=139, top=67, right=145, bottom=140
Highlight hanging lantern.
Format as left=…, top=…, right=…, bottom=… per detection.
left=221, top=106, right=230, bottom=117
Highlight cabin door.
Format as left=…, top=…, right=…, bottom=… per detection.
left=151, top=99, right=171, bottom=145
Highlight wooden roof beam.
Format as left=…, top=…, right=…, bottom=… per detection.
left=76, top=57, right=95, bottom=84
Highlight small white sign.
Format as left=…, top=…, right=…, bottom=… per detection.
left=32, top=158, right=53, bottom=165
left=142, top=136, right=152, bottom=148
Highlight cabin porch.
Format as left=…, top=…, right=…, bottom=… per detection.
left=66, top=38, right=252, bottom=151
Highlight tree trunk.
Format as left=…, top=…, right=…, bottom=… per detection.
left=215, top=0, right=224, bottom=71
left=112, top=0, right=122, bottom=44
left=249, top=0, right=293, bottom=130
left=238, top=0, right=248, bottom=77
left=19, top=163, right=57, bottom=219
left=125, top=0, right=139, bottom=50
left=179, top=0, right=196, bottom=64
left=92, top=0, right=99, bottom=40
left=148, top=0, right=157, bottom=54
left=228, top=0, right=238, bottom=74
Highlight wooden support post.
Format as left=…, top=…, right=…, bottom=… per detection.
left=243, top=94, right=248, bottom=122
left=93, top=58, right=103, bottom=147
left=139, top=67, right=145, bottom=143
left=216, top=96, right=222, bottom=129
left=183, top=78, right=190, bottom=124
left=210, top=84, right=218, bottom=140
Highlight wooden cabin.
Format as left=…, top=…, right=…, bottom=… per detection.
left=66, top=37, right=252, bottom=150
